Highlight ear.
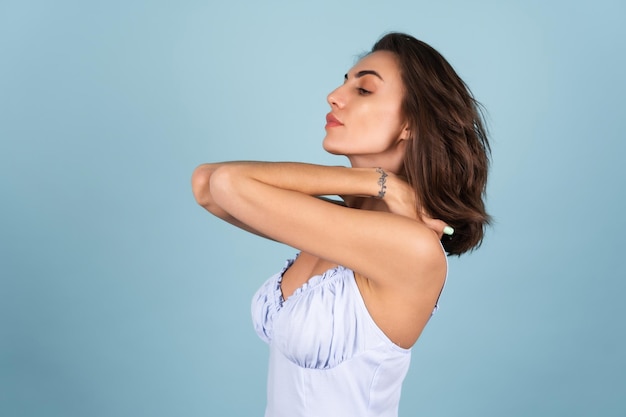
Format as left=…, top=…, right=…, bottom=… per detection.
left=399, top=124, right=411, bottom=141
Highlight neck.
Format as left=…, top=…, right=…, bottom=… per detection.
left=346, top=142, right=406, bottom=174
left=347, top=155, right=404, bottom=175
left=342, top=195, right=390, bottom=212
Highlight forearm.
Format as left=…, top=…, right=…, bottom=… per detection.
left=194, top=161, right=420, bottom=237
left=210, top=162, right=385, bottom=200
left=200, top=161, right=450, bottom=254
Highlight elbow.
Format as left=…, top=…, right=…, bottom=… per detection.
left=191, top=164, right=216, bottom=208
left=192, top=163, right=247, bottom=213
left=207, top=165, right=239, bottom=208
left=192, top=163, right=246, bottom=215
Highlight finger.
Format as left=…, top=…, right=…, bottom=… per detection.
left=421, top=217, right=448, bottom=239
left=419, top=208, right=454, bottom=238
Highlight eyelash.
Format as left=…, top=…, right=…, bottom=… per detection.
left=357, top=87, right=371, bottom=96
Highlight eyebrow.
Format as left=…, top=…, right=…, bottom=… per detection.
left=344, top=70, right=384, bottom=81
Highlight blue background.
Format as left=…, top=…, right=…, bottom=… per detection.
left=1, top=0, right=624, bottom=416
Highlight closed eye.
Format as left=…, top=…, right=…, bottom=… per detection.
left=357, top=87, right=371, bottom=95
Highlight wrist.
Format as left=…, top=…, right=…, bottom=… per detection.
left=373, top=167, right=388, bottom=200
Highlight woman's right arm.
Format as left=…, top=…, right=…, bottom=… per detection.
left=193, top=162, right=451, bottom=240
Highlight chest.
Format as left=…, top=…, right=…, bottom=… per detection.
left=280, top=252, right=338, bottom=300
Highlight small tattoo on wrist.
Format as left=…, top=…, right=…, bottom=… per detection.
left=375, top=167, right=387, bottom=199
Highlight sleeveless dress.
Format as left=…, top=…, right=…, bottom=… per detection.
left=251, top=257, right=444, bottom=417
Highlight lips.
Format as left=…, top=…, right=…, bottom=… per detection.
left=325, top=113, right=343, bottom=128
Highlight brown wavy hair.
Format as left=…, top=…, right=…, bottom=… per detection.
left=372, top=33, right=491, bottom=255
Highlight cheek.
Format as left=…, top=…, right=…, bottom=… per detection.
left=359, top=107, right=404, bottom=141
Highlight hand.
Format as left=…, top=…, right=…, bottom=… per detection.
left=384, top=172, right=453, bottom=239
left=419, top=211, right=453, bottom=240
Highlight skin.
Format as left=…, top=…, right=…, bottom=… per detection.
left=192, top=51, right=448, bottom=349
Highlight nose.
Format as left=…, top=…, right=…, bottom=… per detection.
left=326, top=85, right=345, bottom=109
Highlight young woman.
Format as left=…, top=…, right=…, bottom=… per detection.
left=192, top=32, right=490, bottom=417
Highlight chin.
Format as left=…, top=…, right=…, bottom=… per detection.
left=323, top=147, right=343, bottom=156
left=322, top=138, right=342, bottom=155
left=323, top=136, right=359, bottom=156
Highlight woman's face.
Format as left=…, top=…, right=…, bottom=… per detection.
left=323, top=50, right=408, bottom=168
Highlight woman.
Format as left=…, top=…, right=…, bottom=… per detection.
left=192, top=33, right=490, bottom=417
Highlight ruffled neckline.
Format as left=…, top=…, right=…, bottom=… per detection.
left=275, top=258, right=346, bottom=306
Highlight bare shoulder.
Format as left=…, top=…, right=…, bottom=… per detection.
left=356, top=221, right=447, bottom=348
left=409, top=222, right=447, bottom=275
left=361, top=217, right=447, bottom=291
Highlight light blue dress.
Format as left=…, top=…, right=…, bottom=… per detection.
left=252, top=258, right=443, bottom=417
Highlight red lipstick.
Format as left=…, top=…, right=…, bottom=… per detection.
left=325, top=113, right=343, bottom=128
